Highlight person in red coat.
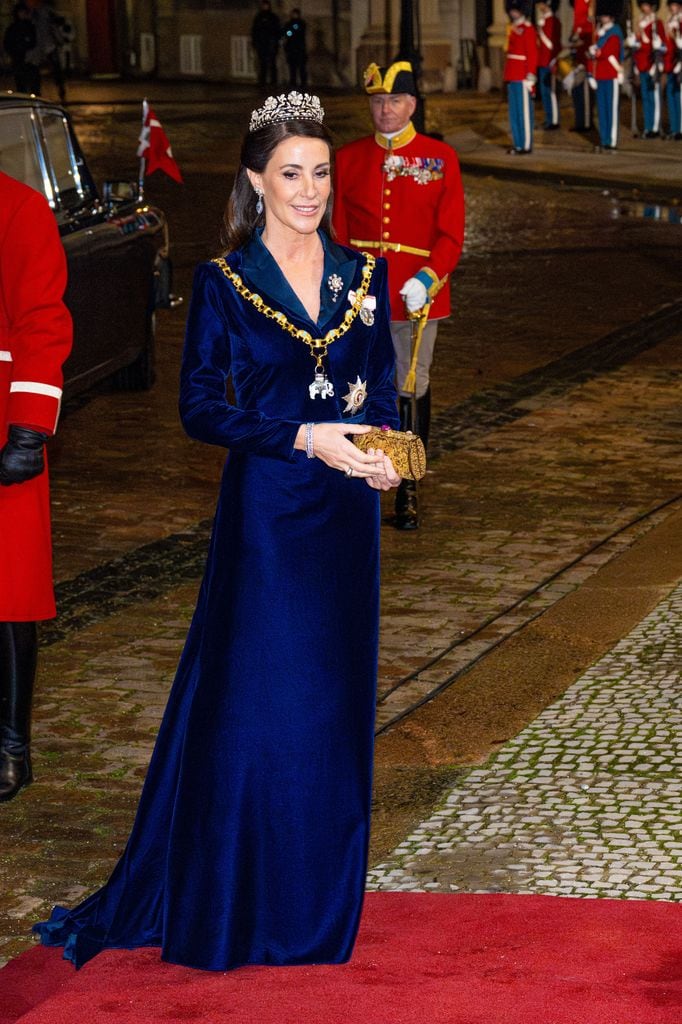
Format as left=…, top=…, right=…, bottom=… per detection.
left=503, top=0, right=538, bottom=153
left=0, top=171, right=72, bottom=801
left=333, top=61, right=465, bottom=529
left=536, top=0, right=563, bottom=128
left=664, top=0, right=682, bottom=138
left=627, top=0, right=667, bottom=135
left=588, top=0, right=624, bottom=149
left=567, top=0, right=595, bottom=131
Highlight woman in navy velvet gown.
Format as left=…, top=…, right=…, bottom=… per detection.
left=34, top=92, right=401, bottom=971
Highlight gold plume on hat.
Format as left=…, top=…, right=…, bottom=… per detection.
left=363, top=61, right=415, bottom=95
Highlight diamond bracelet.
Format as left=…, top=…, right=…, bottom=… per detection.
left=305, top=422, right=315, bottom=459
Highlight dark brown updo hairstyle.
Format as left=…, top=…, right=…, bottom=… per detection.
left=221, top=119, right=334, bottom=254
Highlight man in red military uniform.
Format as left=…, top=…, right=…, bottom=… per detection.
left=664, top=0, right=682, bottom=138
left=567, top=0, right=595, bottom=131
left=333, top=61, right=465, bottom=529
left=503, top=0, right=538, bottom=154
left=536, top=0, right=563, bottom=129
left=589, top=0, right=624, bottom=149
left=627, top=0, right=667, bottom=135
left=0, top=170, right=72, bottom=801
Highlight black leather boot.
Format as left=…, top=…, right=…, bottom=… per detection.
left=394, top=478, right=419, bottom=530
left=416, top=388, right=431, bottom=452
left=0, top=622, right=37, bottom=802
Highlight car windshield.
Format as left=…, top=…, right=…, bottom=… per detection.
left=39, top=109, right=89, bottom=212
left=0, top=108, right=48, bottom=199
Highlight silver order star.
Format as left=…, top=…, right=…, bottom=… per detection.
left=342, top=376, right=368, bottom=414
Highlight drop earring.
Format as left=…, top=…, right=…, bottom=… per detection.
left=255, top=189, right=264, bottom=216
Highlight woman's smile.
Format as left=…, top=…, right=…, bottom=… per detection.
left=291, top=201, right=320, bottom=215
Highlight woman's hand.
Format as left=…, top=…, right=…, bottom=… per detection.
left=364, top=449, right=401, bottom=491
left=295, top=422, right=387, bottom=479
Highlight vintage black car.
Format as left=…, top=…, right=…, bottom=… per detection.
left=0, top=92, right=172, bottom=395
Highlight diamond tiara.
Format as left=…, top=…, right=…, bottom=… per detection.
left=249, top=91, right=325, bottom=132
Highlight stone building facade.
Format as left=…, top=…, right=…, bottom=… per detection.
left=1, top=0, right=576, bottom=92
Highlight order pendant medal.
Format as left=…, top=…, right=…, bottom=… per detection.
left=211, top=254, right=376, bottom=402
left=309, top=372, right=335, bottom=400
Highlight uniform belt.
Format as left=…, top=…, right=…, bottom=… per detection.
left=507, top=54, right=526, bottom=60
left=350, top=239, right=431, bottom=257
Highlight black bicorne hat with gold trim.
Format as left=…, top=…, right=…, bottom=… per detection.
left=363, top=61, right=417, bottom=96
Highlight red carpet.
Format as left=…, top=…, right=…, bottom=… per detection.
left=1, top=893, right=680, bottom=1023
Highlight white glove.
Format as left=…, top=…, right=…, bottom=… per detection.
left=625, top=33, right=637, bottom=47
left=588, top=75, right=598, bottom=90
left=399, top=277, right=428, bottom=313
left=674, top=61, right=682, bottom=74
left=587, top=44, right=597, bottom=58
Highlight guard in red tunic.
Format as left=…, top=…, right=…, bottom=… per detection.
left=567, top=0, right=595, bottom=131
left=627, top=0, right=667, bottom=135
left=536, top=0, right=563, bottom=128
left=664, top=0, right=682, bottom=138
left=589, top=0, right=624, bottom=149
left=503, top=0, right=538, bottom=154
left=0, top=170, right=72, bottom=801
left=333, top=61, right=465, bottom=529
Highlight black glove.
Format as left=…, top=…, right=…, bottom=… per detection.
left=0, top=425, right=49, bottom=485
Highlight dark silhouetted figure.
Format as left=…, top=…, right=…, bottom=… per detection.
left=25, top=0, right=67, bottom=103
left=282, top=8, right=308, bottom=88
left=3, top=3, right=40, bottom=94
left=251, top=0, right=281, bottom=86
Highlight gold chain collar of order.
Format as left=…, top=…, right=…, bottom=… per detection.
left=211, top=253, right=376, bottom=373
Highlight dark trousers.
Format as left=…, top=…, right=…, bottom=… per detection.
left=572, top=76, right=594, bottom=130
left=0, top=621, right=36, bottom=800
left=287, top=55, right=307, bottom=88
left=47, top=51, right=66, bottom=103
left=0, top=621, right=37, bottom=753
left=256, top=49, right=278, bottom=86
left=12, top=62, right=41, bottom=95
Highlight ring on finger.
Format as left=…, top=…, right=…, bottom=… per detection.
left=344, top=465, right=354, bottom=478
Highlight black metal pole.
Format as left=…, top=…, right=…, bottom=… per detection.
left=397, top=0, right=425, bottom=132
left=331, top=0, right=341, bottom=79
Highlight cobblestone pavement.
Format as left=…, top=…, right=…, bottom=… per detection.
left=376, top=329, right=682, bottom=726
left=1, top=89, right=682, bottom=967
left=368, top=581, right=682, bottom=901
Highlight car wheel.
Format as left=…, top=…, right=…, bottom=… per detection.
left=110, top=309, right=156, bottom=391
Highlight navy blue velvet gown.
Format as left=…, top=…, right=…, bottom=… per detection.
left=34, top=232, right=399, bottom=972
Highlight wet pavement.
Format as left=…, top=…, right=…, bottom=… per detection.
left=369, top=579, right=682, bottom=900
left=1, top=81, right=682, bottom=968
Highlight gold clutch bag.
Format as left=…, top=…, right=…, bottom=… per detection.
left=352, top=427, right=427, bottom=481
